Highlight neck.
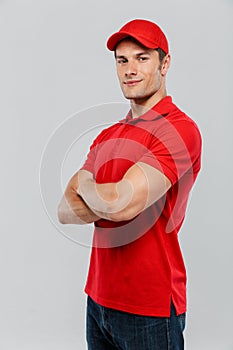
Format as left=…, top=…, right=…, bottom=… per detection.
left=130, top=85, right=167, bottom=118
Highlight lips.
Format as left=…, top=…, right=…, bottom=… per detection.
left=124, top=79, right=142, bottom=86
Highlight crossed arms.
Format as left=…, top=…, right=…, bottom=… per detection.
left=58, top=162, right=171, bottom=225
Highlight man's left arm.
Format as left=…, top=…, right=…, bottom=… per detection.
left=77, top=162, right=171, bottom=222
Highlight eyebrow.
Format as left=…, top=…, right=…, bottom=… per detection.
left=115, top=51, right=151, bottom=59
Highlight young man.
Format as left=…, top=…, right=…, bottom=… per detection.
left=58, top=19, right=202, bottom=350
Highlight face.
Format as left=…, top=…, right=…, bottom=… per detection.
left=115, top=39, right=166, bottom=104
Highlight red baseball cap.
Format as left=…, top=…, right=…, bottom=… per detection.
left=107, top=19, right=169, bottom=54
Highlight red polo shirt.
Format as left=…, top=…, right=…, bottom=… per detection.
left=81, top=96, right=202, bottom=316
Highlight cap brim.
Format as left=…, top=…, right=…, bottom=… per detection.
left=106, top=31, right=158, bottom=51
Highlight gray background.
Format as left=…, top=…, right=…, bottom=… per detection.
left=0, top=0, right=232, bottom=349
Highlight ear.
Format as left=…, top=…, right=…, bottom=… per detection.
left=161, top=54, right=171, bottom=76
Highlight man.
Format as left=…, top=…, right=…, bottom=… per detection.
left=58, top=19, right=202, bottom=350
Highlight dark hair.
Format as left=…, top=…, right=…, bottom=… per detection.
left=155, top=47, right=167, bottom=64
left=114, top=37, right=167, bottom=65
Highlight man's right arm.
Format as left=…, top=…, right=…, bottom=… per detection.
left=57, top=172, right=100, bottom=225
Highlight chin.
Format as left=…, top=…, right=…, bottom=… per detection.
left=123, top=89, right=158, bottom=102
left=123, top=92, right=144, bottom=100
left=122, top=87, right=151, bottom=101
left=123, top=93, right=148, bottom=101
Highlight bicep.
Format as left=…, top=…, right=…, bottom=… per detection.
left=113, top=162, right=171, bottom=221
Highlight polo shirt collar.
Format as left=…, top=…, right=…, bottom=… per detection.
left=119, top=96, right=173, bottom=124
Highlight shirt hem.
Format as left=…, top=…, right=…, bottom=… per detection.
left=85, top=288, right=186, bottom=317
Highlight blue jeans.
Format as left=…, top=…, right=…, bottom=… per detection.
left=86, top=296, right=186, bottom=350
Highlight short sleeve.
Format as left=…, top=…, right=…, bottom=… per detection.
left=139, top=119, right=202, bottom=185
left=80, top=124, right=117, bottom=175
left=80, top=133, right=101, bottom=175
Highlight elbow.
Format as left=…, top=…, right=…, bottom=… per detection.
left=108, top=208, right=138, bottom=222
left=107, top=212, right=124, bottom=222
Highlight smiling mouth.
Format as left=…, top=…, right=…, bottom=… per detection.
left=124, top=80, right=142, bottom=86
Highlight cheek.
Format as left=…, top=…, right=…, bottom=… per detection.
left=155, top=69, right=162, bottom=82
left=116, top=65, right=121, bottom=76
left=148, top=69, right=161, bottom=88
left=117, top=68, right=125, bottom=84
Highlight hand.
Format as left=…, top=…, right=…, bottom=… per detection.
left=64, top=187, right=100, bottom=223
left=58, top=171, right=100, bottom=225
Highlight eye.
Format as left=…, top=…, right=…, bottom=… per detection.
left=138, top=56, right=149, bottom=62
left=116, top=58, right=127, bottom=64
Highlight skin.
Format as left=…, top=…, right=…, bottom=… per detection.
left=58, top=39, right=171, bottom=224
left=58, top=177, right=100, bottom=224
left=115, top=39, right=170, bottom=117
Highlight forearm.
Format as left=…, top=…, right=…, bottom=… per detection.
left=77, top=170, right=134, bottom=221
left=77, top=164, right=171, bottom=222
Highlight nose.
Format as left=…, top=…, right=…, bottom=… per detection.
left=125, top=60, right=137, bottom=77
